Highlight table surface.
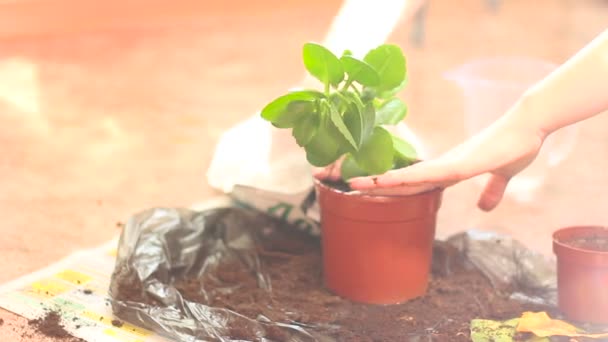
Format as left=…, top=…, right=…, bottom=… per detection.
left=1, top=0, right=607, bottom=339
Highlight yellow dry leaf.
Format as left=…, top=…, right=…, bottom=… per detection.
left=517, top=312, right=608, bottom=339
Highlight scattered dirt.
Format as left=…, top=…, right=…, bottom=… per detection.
left=566, top=236, right=608, bottom=252
left=111, top=319, right=124, bottom=328
left=28, top=311, right=70, bottom=338
left=0, top=318, right=3, bottom=326
left=83, top=289, right=93, bottom=295
left=27, top=311, right=85, bottom=341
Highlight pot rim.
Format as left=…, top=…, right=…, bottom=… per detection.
left=553, top=225, right=608, bottom=256
left=313, top=178, right=443, bottom=203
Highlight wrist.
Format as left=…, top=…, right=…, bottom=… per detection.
left=503, top=92, right=550, bottom=142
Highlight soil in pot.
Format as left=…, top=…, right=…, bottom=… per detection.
left=321, top=179, right=352, bottom=192
left=553, top=226, right=608, bottom=325
left=169, top=233, right=551, bottom=341
left=564, top=236, right=608, bottom=252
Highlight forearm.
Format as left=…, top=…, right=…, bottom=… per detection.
left=514, top=29, right=608, bottom=137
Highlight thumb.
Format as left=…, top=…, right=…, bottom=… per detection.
left=477, top=174, right=510, bottom=211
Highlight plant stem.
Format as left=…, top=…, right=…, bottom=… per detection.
left=350, top=84, right=361, bottom=97
left=324, top=81, right=330, bottom=97
left=335, top=91, right=350, bottom=104
left=341, top=77, right=353, bottom=92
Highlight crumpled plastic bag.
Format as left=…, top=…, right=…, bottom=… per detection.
left=109, top=207, right=324, bottom=342
left=446, top=230, right=557, bottom=307
left=108, top=205, right=558, bottom=342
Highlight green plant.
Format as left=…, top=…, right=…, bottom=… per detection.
left=261, top=42, right=417, bottom=181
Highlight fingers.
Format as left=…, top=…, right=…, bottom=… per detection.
left=312, top=166, right=330, bottom=179
left=349, top=158, right=462, bottom=190
left=328, top=163, right=342, bottom=180
left=312, top=161, right=342, bottom=181
left=477, top=174, right=509, bottom=211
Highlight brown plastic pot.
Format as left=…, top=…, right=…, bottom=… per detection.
left=314, top=179, right=443, bottom=304
left=553, top=226, right=608, bottom=324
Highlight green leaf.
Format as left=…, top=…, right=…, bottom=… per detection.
left=304, top=112, right=342, bottom=167
left=364, top=44, right=406, bottom=92
left=302, top=43, right=344, bottom=87
left=340, top=154, right=368, bottom=180
left=343, top=107, right=363, bottom=148
left=341, top=92, right=374, bottom=148
left=375, top=98, right=408, bottom=125
left=340, top=56, right=380, bottom=87
left=260, top=90, right=324, bottom=124
left=292, top=111, right=319, bottom=146
left=341, top=91, right=366, bottom=117
left=328, top=103, right=357, bottom=151
left=353, top=127, right=394, bottom=175
left=360, top=87, right=376, bottom=103
left=377, top=77, right=408, bottom=99
left=392, top=134, right=417, bottom=168
left=273, top=101, right=315, bottom=128
left=342, top=49, right=353, bottom=57
left=360, top=104, right=376, bottom=144
left=470, top=318, right=519, bottom=342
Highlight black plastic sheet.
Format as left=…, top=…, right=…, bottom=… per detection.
left=109, top=207, right=329, bottom=341
left=108, top=206, right=556, bottom=341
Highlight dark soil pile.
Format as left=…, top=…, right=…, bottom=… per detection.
left=27, top=311, right=85, bottom=341
left=111, top=319, right=124, bottom=328
left=168, top=232, right=552, bottom=341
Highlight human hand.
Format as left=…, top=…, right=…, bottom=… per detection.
left=312, top=157, right=344, bottom=181
left=348, top=113, right=547, bottom=211
left=311, top=157, right=433, bottom=197
left=311, top=118, right=426, bottom=185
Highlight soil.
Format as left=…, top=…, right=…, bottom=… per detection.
left=565, top=236, right=608, bottom=252
left=322, top=179, right=352, bottom=192
left=167, top=230, right=552, bottom=341
left=111, top=319, right=124, bottom=328
left=27, top=310, right=86, bottom=341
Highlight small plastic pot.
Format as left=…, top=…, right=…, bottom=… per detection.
left=314, top=179, right=443, bottom=304
left=553, top=226, right=608, bottom=324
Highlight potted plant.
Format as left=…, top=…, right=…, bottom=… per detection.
left=553, top=225, right=608, bottom=324
left=260, top=42, right=443, bottom=304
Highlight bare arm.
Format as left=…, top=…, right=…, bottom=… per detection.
left=518, top=29, right=608, bottom=136
left=349, top=29, right=608, bottom=210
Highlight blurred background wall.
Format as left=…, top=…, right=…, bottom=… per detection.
left=0, top=0, right=606, bottom=284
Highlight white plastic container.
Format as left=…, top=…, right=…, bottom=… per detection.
left=445, top=57, right=578, bottom=202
